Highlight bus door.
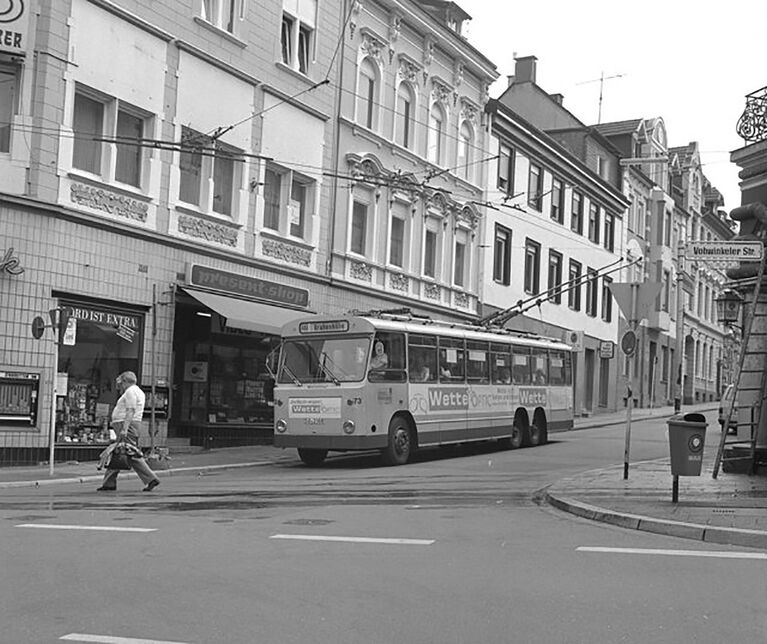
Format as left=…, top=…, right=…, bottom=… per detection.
left=366, top=331, right=407, bottom=426
left=466, top=340, right=492, bottom=438
left=406, top=334, right=439, bottom=444
left=435, top=336, right=467, bottom=444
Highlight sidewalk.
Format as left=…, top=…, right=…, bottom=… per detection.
left=2, top=402, right=766, bottom=550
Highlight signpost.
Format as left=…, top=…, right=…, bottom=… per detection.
left=684, top=240, right=763, bottom=263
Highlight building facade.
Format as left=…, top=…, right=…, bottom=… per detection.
left=0, top=0, right=353, bottom=462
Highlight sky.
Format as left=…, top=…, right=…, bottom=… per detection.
left=458, top=0, right=766, bottom=212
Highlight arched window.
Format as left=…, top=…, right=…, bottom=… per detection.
left=457, top=121, right=473, bottom=180
left=427, top=103, right=445, bottom=165
left=395, top=83, right=415, bottom=149
left=357, top=58, right=379, bottom=130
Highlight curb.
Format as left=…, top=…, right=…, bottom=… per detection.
left=545, top=491, right=767, bottom=550
left=0, top=460, right=276, bottom=490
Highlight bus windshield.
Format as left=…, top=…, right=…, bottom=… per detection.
left=279, top=336, right=370, bottom=384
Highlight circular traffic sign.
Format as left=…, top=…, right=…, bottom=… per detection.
left=31, top=316, right=46, bottom=340
left=620, top=330, right=637, bottom=356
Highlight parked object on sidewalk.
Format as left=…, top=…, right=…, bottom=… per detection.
left=718, top=384, right=737, bottom=434
left=667, top=413, right=707, bottom=477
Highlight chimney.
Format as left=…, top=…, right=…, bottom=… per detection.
left=506, top=75, right=515, bottom=88
left=514, top=55, right=537, bottom=84
left=550, top=93, right=564, bottom=105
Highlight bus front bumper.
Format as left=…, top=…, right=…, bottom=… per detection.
left=274, top=434, right=389, bottom=450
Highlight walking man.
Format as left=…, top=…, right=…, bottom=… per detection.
left=98, top=371, right=160, bottom=492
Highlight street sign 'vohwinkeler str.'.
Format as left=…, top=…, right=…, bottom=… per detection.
left=684, top=240, right=764, bottom=262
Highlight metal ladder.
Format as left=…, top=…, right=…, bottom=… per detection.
left=713, top=255, right=767, bottom=478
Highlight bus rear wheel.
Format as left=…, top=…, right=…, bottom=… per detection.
left=298, top=448, right=328, bottom=467
left=498, top=421, right=523, bottom=449
left=382, top=416, right=412, bottom=466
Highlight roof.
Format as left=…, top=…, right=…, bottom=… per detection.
left=592, top=119, right=644, bottom=138
left=668, top=143, right=697, bottom=166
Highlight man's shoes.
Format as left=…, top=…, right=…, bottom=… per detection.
left=96, top=486, right=116, bottom=492
left=143, top=479, right=160, bottom=492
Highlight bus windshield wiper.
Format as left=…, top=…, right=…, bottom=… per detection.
left=282, top=364, right=302, bottom=386
left=318, top=354, right=341, bottom=385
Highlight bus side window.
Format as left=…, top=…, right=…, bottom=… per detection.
left=467, top=341, right=489, bottom=383
left=368, top=332, right=406, bottom=382
left=408, top=346, right=437, bottom=382
left=438, top=338, right=465, bottom=382
left=532, top=351, right=548, bottom=385
left=512, top=347, right=532, bottom=385
left=549, top=350, right=565, bottom=385
left=563, top=350, right=573, bottom=385
left=491, top=343, right=511, bottom=384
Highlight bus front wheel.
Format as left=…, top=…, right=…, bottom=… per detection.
left=298, top=448, right=328, bottom=467
left=382, top=416, right=412, bottom=466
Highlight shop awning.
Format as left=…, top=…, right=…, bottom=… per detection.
left=182, top=288, right=310, bottom=336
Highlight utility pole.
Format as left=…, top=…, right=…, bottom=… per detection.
left=674, top=238, right=686, bottom=413
left=576, top=72, right=626, bottom=124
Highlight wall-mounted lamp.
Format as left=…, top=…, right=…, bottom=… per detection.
left=715, top=289, right=743, bottom=326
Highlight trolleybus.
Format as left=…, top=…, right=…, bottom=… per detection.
left=272, top=311, right=574, bottom=466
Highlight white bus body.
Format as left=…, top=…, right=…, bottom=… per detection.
left=273, top=314, right=574, bottom=466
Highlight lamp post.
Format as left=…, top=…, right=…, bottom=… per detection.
left=715, top=289, right=744, bottom=327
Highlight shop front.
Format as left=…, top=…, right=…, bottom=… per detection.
left=170, top=265, right=312, bottom=447
left=52, top=298, right=154, bottom=460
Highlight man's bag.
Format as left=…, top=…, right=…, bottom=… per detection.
left=108, top=444, right=132, bottom=471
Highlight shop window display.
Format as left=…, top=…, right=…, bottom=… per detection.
left=55, top=304, right=144, bottom=444
left=180, top=336, right=278, bottom=425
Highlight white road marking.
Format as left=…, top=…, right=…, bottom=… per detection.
left=16, top=524, right=156, bottom=533
left=61, top=635, right=187, bottom=643
left=270, top=534, right=434, bottom=545
left=577, top=546, right=767, bottom=560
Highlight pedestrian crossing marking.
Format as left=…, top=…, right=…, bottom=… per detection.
left=17, top=523, right=156, bottom=533
left=271, top=534, right=434, bottom=545
left=577, top=546, right=767, bottom=560
left=61, top=634, right=187, bottom=643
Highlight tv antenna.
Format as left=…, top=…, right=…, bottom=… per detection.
left=576, top=72, right=626, bottom=124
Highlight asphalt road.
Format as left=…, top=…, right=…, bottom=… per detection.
left=2, top=418, right=765, bottom=644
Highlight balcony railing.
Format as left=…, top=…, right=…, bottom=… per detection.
left=736, top=85, right=767, bottom=144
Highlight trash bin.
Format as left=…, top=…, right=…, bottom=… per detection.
left=667, top=413, right=707, bottom=476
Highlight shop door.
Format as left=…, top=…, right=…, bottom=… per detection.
left=584, top=349, right=595, bottom=412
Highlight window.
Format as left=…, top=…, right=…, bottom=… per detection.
left=73, top=92, right=104, bottom=175
left=427, top=103, right=444, bottom=165
left=603, top=213, right=615, bottom=252
left=493, top=224, right=511, bottom=285
left=201, top=0, right=239, bottom=34
left=178, top=127, right=241, bottom=217
left=601, top=276, right=613, bottom=322
left=281, top=0, right=316, bottom=73
left=548, top=250, right=563, bottom=304
left=357, top=58, right=378, bottom=129
left=585, top=268, right=598, bottom=317
left=438, top=337, right=465, bottom=382
left=550, top=177, right=564, bottom=223
left=73, top=88, right=152, bottom=190
left=596, top=155, right=606, bottom=178
left=466, top=341, right=490, bottom=383
left=408, top=334, right=437, bottom=383
left=454, top=236, right=467, bottom=287
left=389, top=206, right=407, bottom=268
left=497, top=144, right=514, bottom=194
left=524, top=239, right=540, bottom=295
left=527, top=163, right=543, bottom=210
left=424, top=227, right=438, bottom=278
left=0, top=64, right=19, bottom=153
left=568, top=259, right=582, bottom=311
left=261, top=162, right=314, bottom=238
left=351, top=200, right=368, bottom=255
left=588, top=202, right=601, bottom=244
left=395, top=83, right=414, bottom=149
left=571, top=190, right=583, bottom=234
left=457, top=122, right=473, bottom=181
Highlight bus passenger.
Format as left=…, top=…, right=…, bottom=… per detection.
left=370, top=340, right=389, bottom=370
left=410, top=354, right=430, bottom=382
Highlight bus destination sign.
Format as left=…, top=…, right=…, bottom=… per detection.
left=298, top=320, right=350, bottom=334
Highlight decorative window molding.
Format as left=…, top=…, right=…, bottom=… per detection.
left=390, top=273, right=409, bottom=292
left=431, top=77, right=452, bottom=108
left=261, top=237, right=312, bottom=267
left=397, top=53, right=421, bottom=85
left=359, top=27, right=387, bottom=64
left=350, top=261, right=373, bottom=282
left=177, top=212, right=239, bottom=247
left=459, top=97, right=479, bottom=125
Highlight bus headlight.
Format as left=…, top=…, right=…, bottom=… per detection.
left=343, top=420, right=355, bottom=435
left=276, top=419, right=287, bottom=433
